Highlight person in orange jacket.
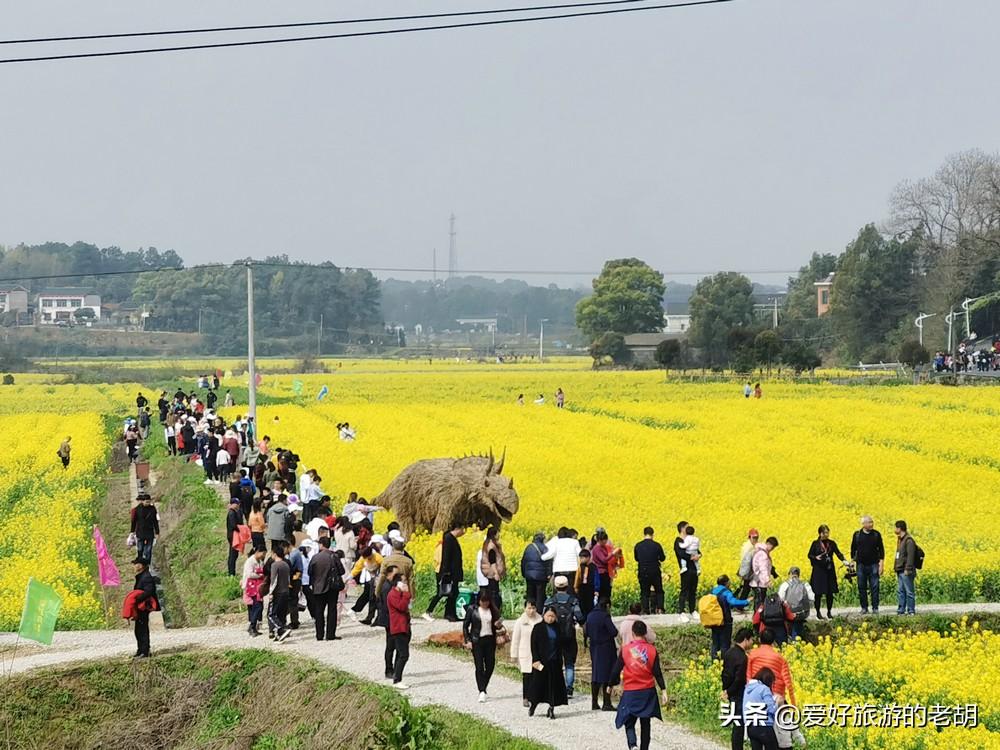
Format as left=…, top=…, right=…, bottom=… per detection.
left=745, top=629, right=795, bottom=706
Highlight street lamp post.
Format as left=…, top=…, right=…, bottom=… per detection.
left=914, top=312, right=936, bottom=346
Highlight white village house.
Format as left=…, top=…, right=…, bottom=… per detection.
left=36, top=287, right=101, bottom=324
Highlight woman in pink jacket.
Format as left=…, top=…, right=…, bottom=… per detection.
left=750, top=537, right=779, bottom=610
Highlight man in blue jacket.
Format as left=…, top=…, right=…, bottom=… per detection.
left=709, top=575, right=749, bottom=660
left=520, top=532, right=550, bottom=612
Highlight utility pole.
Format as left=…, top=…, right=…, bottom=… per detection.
left=197, top=308, right=202, bottom=336
left=432, top=248, right=437, bottom=282
left=539, top=318, right=548, bottom=361
left=317, top=313, right=323, bottom=357
left=448, top=213, right=457, bottom=279
left=772, top=297, right=778, bottom=329
left=246, top=262, right=257, bottom=424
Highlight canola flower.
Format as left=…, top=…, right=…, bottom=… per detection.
left=673, top=618, right=1000, bottom=749
left=241, top=372, right=1000, bottom=608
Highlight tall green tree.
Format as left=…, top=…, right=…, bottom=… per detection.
left=575, top=258, right=666, bottom=341
left=785, top=252, right=838, bottom=321
left=688, top=272, right=755, bottom=366
left=830, top=225, right=918, bottom=362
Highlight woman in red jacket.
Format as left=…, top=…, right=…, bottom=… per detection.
left=386, top=579, right=411, bottom=688
left=612, top=620, right=667, bottom=750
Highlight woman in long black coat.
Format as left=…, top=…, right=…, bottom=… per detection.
left=584, top=598, right=618, bottom=711
left=808, top=524, right=846, bottom=619
left=527, top=608, right=568, bottom=719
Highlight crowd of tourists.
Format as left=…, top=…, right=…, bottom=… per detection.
left=119, top=384, right=924, bottom=750
left=932, top=338, right=1000, bottom=372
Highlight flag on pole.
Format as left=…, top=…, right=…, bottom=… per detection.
left=93, top=526, right=120, bottom=587
left=19, top=578, right=62, bottom=645
left=317, top=385, right=329, bottom=401
left=255, top=373, right=263, bottom=387
left=292, top=380, right=303, bottom=395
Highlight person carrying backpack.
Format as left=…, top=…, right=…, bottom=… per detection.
left=543, top=576, right=585, bottom=699
left=701, top=575, right=749, bottom=660
left=893, top=520, right=920, bottom=615
left=753, top=591, right=795, bottom=646
left=778, top=567, right=814, bottom=642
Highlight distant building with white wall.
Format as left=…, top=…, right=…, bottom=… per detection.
left=36, top=287, right=101, bottom=324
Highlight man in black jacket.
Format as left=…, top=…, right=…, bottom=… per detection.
left=851, top=515, right=885, bottom=615
left=308, top=537, right=345, bottom=641
left=132, top=557, right=157, bottom=658
left=720, top=627, right=754, bottom=750
left=634, top=526, right=666, bottom=614
left=131, top=494, right=159, bottom=565
left=226, top=500, right=243, bottom=576
left=438, top=526, right=466, bottom=622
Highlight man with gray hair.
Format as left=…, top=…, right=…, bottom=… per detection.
left=850, top=515, right=885, bottom=615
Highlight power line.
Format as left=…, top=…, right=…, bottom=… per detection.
left=0, top=0, right=647, bottom=45
left=0, top=0, right=737, bottom=65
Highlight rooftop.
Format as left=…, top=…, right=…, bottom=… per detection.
left=36, top=287, right=98, bottom=296
left=813, top=273, right=836, bottom=287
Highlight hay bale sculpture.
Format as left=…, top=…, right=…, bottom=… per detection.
left=374, top=449, right=520, bottom=536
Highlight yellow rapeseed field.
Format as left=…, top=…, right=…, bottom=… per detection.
left=242, top=369, right=1000, bottom=606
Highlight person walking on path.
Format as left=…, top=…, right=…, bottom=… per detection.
left=308, top=537, right=345, bottom=640
left=241, top=547, right=266, bottom=637
left=386, top=576, right=412, bottom=688
left=612, top=620, right=667, bottom=750
left=584, top=597, right=618, bottom=712
left=807, top=525, right=846, bottom=619
left=542, top=528, right=582, bottom=595
left=427, top=526, right=465, bottom=622
left=463, top=590, right=506, bottom=703
left=265, top=495, right=289, bottom=552
left=851, top=515, right=885, bottom=615
left=675, top=521, right=700, bottom=621
left=707, top=575, right=749, bottom=660
left=750, top=537, right=779, bottom=610
left=377, top=565, right=402, bottom=678
left=575, top=549, right=599, bottom=628
left=268, top=545, right=292, bottom=643
left=510, top=600, right=543, bottom=706
left=130, top=557, right=157, bottom=658
left=377, top=539, right=415, bottom=596
left=521, top=533, right=550, bottom=613
left=743, top=668, right=779, bottom=750
left=634, top=527, right=665, bottom=614
left=131, top=493, right=159, bottom=565
left=619, top=602, right=656, bottom=646
left=479, top=526, right=507, bottom=611
left=225, top=499, right=243, bottom=576
left=350, top=546, right=383, bottom=625
left=721, top=627, right=754, bottom=750
left=893, top=520, right=918, bottom=615
left=544, top=575, right=585, bottom=699
left=777, top=567, right=813, bottom=641
left=527, top=607, right=569, bottom=719
left=57, top=436, right=71, bottom=469
left=737, top=529, right=760, bottom=601
left=746, top=629, right=796, bottom=706
left=590, top=529, right=620, bottom=603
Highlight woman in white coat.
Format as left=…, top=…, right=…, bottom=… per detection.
left=509, top=599, right=543, bottom=706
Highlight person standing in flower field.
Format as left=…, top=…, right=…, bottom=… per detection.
left=57, top=435, right=71, bottom=469
left=634, top=526, right=666, bottom=615
left=893, top=520, right=918, bottom=615
left=555, top=387, right=565, bottom=408
left=737, top=529, right=760, bottom=601
left=850, top=514, right=884, bottom=615
left=807, top=524, right=846, bottom=620
left=674, top=521, right=701, bottom=622
left=750, top=536, right=779, bottom=610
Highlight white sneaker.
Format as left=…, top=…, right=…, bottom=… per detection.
left=678, top=613, right=688, bottom=623
left=203, top=479, right=213, bottom=485
left=348, top=611, right=358, bottom=621
left=478, top=692, right=487, bottom=703
left=422, top=613, right=433, bottom=622
left=394, top=682, right=410, bottom=690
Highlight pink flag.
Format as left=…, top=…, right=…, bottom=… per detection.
left=254, top=372, right=263, bottom=386
left=93, top=526, right=120, bottom=587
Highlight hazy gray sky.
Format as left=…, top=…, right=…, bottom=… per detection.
left=1, top=0, right=998, bottom=287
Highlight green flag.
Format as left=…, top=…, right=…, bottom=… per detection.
left=292, top=380, right=303, bottom=395
left=19, top=578, right=62, bottom=645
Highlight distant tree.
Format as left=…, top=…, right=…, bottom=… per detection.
left=689, top=273, right=755, bottom=366
left=830, top=225, right=918, bottom=362
left=588, top=331, right=628, bottom=366
left=654, top=339, right=682, bottom=372
left=754, top=329, right=782, bottom=374
left=782, top=342, right=822, bottom=374
left=899, top=340, right=930, bottom=367
left=73, top=307, right=96, bottom=320
left=576, top=258, right=665, bottom=341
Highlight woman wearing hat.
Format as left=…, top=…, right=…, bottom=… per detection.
left=128, top=557, right=157, bottom=658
